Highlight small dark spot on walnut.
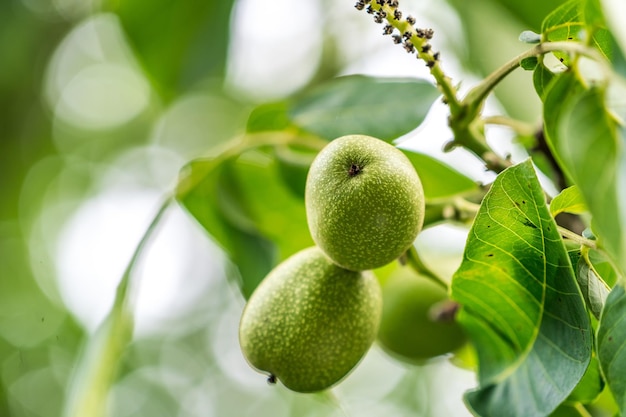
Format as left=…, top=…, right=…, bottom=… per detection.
left=348, top=163, right=363, bottom=177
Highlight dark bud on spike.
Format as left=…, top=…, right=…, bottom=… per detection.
left=383, top=24, right=394, bottom=35
left=389, top=0, right=399, bottom=7
left=392, top=34, right=402, bottom=44
left=366, top=4, right=374, bottom=14
left=406, top=15, right=416, bottom=25
left=355, top=0, right=365, bottom=10
left=374, top=14, right=384, bottom=23
left=267, top=374, right=277, bottom=385
left=394, top=9, right=402, bottom=20
left=426, top=60, right=435, bottom=68
left=424, top=28, right=434, bottom=39
left=403, top=41, right=415, bottom=53
left=402, top=31, right=412, bottom=40
left=421, top=44, right=431, bottom=53
left=433, top=51, right=440, bottom=60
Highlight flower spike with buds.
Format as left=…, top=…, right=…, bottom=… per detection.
left=353, top=0, right=461, bottom=114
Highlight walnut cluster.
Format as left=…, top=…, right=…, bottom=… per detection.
left=354, top=0, right=440, bottom=69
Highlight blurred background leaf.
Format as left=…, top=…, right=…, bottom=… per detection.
left=289, top=75, right=440, bottom=142
left=1, top=0, right=623, bottom=416
left=104, top=0, right=236, bottom=101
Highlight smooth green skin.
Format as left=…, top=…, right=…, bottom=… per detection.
left=239, top=246, right=382, bottom=393
left=305, top=135, right=425, bottom=271
left=377, top=266, right=466, bottom=363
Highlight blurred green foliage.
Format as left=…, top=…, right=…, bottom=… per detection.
left=0, top=0, right=622, bottom=416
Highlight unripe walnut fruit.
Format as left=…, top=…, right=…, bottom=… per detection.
left=239, top=246, right=382, bottom=392
left=305, top=135, right=425, bottom=271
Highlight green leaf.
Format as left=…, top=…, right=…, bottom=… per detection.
left=542, top=0, right=583, bottom=37
left=597, top=284, right=626, bottom=414
left=533, top=63, right=556, bottom=100
left=544, top=72, right=625, bottom=273
left=246, top=102, right=291, bottom=133
left=175, top=131, right=321, bottom=297
left=176, top=155, right=275, bottom=299
left=549, top=185, right=587, bottom=217
left=541, top=0, right=612, bottom=63
left=588, top=248, right=619, bottom=287
left=542, top=0, right=584, bottom=66
left=566, top=355, right=605, bottom=404
left=400, top=150, right=478, bottom=200
left=107, top=0, right=235, bottom=99
left=226, top=150, right=313, bottom=260
left=451, top=160, right=591, bottom=416
left=521, top=56, right=539, bottom=70
left=577, top=251, right=611, bottom=319
left=584, top=0, right=606, bottom=29
left=601, top=0, right=626, bottom=65
left=289, top=75, right=439, bottom=142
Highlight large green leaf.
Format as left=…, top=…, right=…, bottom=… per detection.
left=176, top=155, right=275, bottom=299
left=226, top=150, right=313, bottom=260
left=400, top=150, right=479, bottom=200
left=544, top=72, right=625, bottom=273
left=451, top=160, right=591, bottom=416
left=597, top=284, right=626, bottom=414
left=289, top=75, right=439, bottom=142
left=175, top=131, right=320, bottom=297
left=565, top=355, right=604, bottom=404
left=107, top=0, right=235, bottom=99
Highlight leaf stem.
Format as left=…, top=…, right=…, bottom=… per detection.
left=176, top=130, right=326, bottom=199
left=558, top=226, right=597, bottom=250
left=64, top=196, right=173, bottom=417
left=482, top=116, right=537, bottom=137
left=573, top=403, right=593, bottom=417
left=406, top=246, right=449, bottom=290
left=463, top=41, right=611, bottom=110
left=449, top=41, right=610, bottom=173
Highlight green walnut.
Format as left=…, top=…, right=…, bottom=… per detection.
left=377, top=266, right=466, bottom=363
left=305, top=135, right=425, bottom=271
left=239, top=246, right=382, bottom=392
